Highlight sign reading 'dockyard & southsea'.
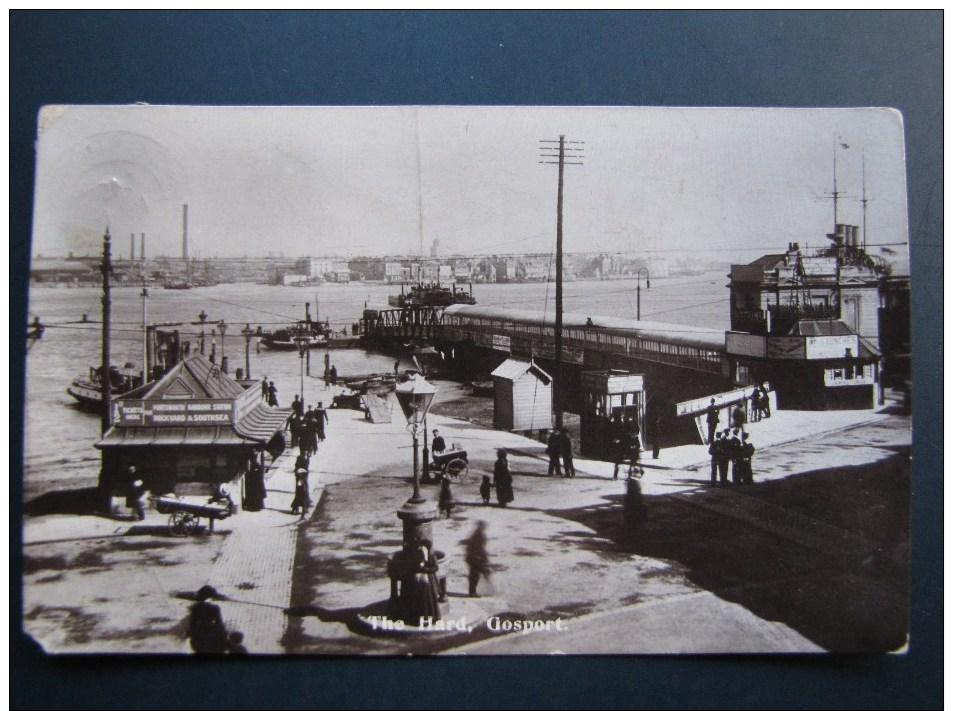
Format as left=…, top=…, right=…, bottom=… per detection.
left=115, top=399, right=234, bottom=426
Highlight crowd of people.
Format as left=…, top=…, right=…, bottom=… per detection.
left=285, top=395, right=331, bottom=517
left=705, top=396, right=761, bottom=487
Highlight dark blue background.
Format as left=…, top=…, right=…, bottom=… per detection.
left=10, top=11, right=941, bottom=709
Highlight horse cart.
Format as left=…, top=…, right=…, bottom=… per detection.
left=155, top=495, right=234, bottom=536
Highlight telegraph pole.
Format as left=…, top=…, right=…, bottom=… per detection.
left=101, top=228, right=113, bottom=435
left=540, top=136, right=584, bottom=429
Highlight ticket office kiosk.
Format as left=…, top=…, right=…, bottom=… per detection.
left=580, top=370, right=645, bottom=460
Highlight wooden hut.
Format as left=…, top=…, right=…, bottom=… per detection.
left=490, top=358, right=552, bottom=432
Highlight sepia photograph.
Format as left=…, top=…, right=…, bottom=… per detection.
left=20, top=104, right=913, bottom=657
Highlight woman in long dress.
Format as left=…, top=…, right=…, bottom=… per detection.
left=411, top=544, right=441, bottom=622
left=493, top=450, right=514, bottom=507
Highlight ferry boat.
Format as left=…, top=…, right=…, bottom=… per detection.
left=387, top=282, right=476, bottom=308
left=67, top=364, right=144, bottom=411
left=258, top=320, right=331, bottom=351
left=162, top=280, right=193, bottom=290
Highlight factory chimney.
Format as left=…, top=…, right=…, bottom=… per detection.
left=182, top=204, right=189, bottom=261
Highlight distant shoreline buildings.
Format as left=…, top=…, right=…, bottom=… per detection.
left=28, top=251, right=706, bottom=288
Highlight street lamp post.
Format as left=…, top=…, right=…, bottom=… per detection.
left=218, top=321, right=228, bottom=373
left=241, top=323, right=254, bottom=379
left=636, top=268, right=651, bottom=321
left=294, top=335, right=309, bottom=404
left=198, top=310, right=208, bottom=355
left=388, top=375, right=443, bottom=624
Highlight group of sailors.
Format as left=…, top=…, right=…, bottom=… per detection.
left=286, top=395, right=329, bottom=517
left=286, top=395, right=328, bottom=457
left=706, top=397, right=759, bottom=487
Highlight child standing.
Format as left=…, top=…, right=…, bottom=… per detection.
left=479, top=475, right=492, bottom=505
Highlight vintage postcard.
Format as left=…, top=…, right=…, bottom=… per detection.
left=23, top=105, right=911, bottom=655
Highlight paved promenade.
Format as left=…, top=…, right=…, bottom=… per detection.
left=21, top=376, right=908, bottom=655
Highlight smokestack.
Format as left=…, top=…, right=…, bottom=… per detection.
left=140, top=233, right=145, bottom=261
left=130, top=233, right=135, bottom=261
left=182, top=204, right=189, bottom=261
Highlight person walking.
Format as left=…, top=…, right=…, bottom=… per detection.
left=244, top=455, right=266, bottom=511
left=438, top=475, right=455, bottom=518
left=709, top=430, right=731, bottom=486
left=267, top=381, right=279, bottom=408
left=749, top=389, right=761, bottom=423
left=559, top=429, right=576, bottom=478
left=261, top=376, right=269, bottom=402
left=708, top=431, right=722, bottom=486
left=286, top=412, right=301, bottom=449
left=758, top=383, right=771, bottom=419
left=290, top=471, right=309, bottom=517
left=493, top=450, right=514, bottom=507
left=546, top=429, right=563, bottom=477
left=738, top=435, right=755, bottom=485
left=291, top=394, right=303, bottom=417
left=726, top=427, right=746, bottom=486
left=125, top=467, right=147, bottom=521
left=461, top=521, right=492, bottom=598
left=623, top=416, right=642, bottom=477
left=651, top=414, right=662, bottom=460
left=732, top=400, right=747, bottom=429
left=329, top=365, right=338, bottom=386
left=705, top=399, right=720, bottom=444
left=315, top=402, right=329, bottom=442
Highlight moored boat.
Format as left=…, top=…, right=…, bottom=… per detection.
left=387, top=282, right=476, bottom=308
left=258, top=321, right=330, bottom=350
left=67, top=364, right=145, bottom=411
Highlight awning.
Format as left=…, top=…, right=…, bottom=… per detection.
left=235, top=405, right=292, bottom=443
left=96, top=404, right=291, bottom=449
left=96, top=425, right=250, bottom=448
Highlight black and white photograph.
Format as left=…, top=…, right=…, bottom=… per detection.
left=21, top=104, right=913, bottom=657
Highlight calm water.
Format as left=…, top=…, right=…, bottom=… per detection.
left=22, top=272, right=730, bottom=499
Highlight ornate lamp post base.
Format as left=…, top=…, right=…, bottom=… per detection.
left=386, top=498, right=450, bottom=626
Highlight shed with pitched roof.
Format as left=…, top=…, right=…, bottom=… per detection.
left=490, top=358, right=552, bottom=432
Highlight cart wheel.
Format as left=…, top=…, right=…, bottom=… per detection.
left=169, top=511, right=191, bottom=536
left=183, top=513, right=201, bottom=535
left=444, top=458, right=468, bottom=483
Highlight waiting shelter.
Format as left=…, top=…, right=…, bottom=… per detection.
left=96, top=353, right=290, bottom=512
left=579, top=370, right=645, bottom=460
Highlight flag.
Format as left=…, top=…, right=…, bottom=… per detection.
left=839, top=142, right=850, bottom=149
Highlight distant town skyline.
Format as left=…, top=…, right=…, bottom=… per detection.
left=31, top=106, right=910, bottom=271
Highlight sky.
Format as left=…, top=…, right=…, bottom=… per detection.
left=31, top=105, right=910, bottom=269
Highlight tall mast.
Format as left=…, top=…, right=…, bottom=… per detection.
left=414, top=112, right=425, bottom=259
left=101, top=228, right=113, bottom=435
left=832, top=137, right=840, bottom=229
left=861, top=149, right=868, bottom=252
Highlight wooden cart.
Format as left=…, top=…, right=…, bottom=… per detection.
left=155, top=495, right=234, bottom=536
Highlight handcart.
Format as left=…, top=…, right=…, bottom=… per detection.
left=429, top=449, right=469, bottom=483
left=155, top=495, right=234, bottom=536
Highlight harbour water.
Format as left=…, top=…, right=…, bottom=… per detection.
left=23, top=271, right=730, bottom=500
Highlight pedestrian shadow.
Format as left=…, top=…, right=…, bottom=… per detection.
left=284, top=601, right=401, bottom=638
left=123, top=524, right=173, bottom=537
